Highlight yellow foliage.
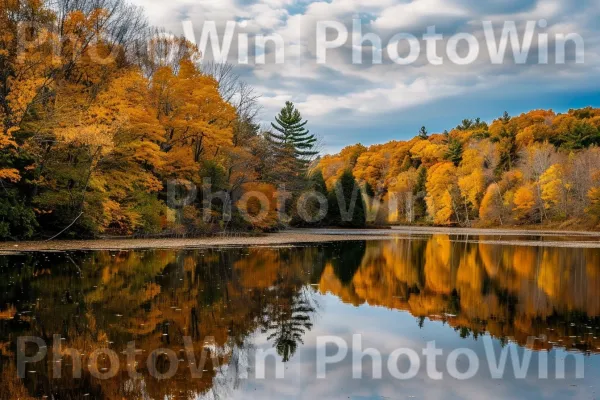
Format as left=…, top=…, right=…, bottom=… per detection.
left=353, top=141, right=410, bottom=193
left=390, top=168, right=418, bottom=194
left=320, top=144, right=367, bottom=188
left=458, top=168, right=485, bottom=209
left=479, top=183, right=503, bottom=225
left=424, top=235, right=453, bottom=294
left=516, top=126, right=536, bottom=147
left=153, top=60, right=236, bottom=178
left=410, top=140, right=446, bottom=167
left=0, top=168, right=20, bottom=183
left=587, top=187, right=600, bottom=220
left=539, top=164, right=567, bottom=213
left=513, top=185, right=536, bottom=221
left=425, top=162, right=457, bottom=225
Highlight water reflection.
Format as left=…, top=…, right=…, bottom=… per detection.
left=320, top=237, right=600, bottom=352
left=0, top=235, right=599, bottom=399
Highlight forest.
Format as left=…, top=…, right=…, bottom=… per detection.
left=319, top=108, right=600, bottom=229
left=0, top=0, right=327, bottom=240
left=3, top=1, right=600, bottom=241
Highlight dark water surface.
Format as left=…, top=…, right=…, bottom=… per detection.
left=1, top=235, right=600, bottom=399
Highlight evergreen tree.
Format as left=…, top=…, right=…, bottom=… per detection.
left=363, top=181, right=376, bottom=198
left=264, top=289, right=314, bottom=363
left=327, top=170, right=366, bottom=228
left=418, top=126, right=429, bottom=140
left=267, top=101, right=318, bottom=166
left=414, top=166, right=427, bottom=196
left=445, top=139, right=463, bottom=166
left=413, top=166, right=428, bottom=221
left=555, top=120, right=600, bottom=150
left=324, top=241, right=366, bottom=284
left=296, top=170, right=328, bottom=226
left=457, top=119, right=473, bottom=131
left=310, top=169, right=327, bottom=194
left=495, top=136, right=518, bottom=177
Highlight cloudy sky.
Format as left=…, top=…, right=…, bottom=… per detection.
left=130, top=0, right=600, bottom=153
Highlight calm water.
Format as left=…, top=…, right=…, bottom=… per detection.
left=1, top=235, right=600, bottom=399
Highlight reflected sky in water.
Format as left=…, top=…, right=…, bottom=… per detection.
left=1, top=235, right=599, bottom=399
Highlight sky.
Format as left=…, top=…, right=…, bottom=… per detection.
left=130, top=0, right=600, bottom=154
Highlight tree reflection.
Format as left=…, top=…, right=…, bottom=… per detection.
left=0, top=247, right=320, bottom=399
left=263, top=287, right=315, bottom=363
left=319, top=236, right=600, bottom=353
left=1, top=237, right=600, bottom=398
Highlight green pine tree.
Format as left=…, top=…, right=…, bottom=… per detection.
left=418, top=126, right=429, bottom=140
left=310, top=169, right=327, bottom=194
left=457, top=119, right=473, bottom=131
left=445, top=139, right=463, bottom=166
left=556, top=120, right=600, bottom=150
left=328, top=170, right=366, bottom=228
left=413, top=166, right=428, bottom=221
left=267, top=101, right=318, bottom=166
left=264, top=288, right=315, bottom=363
left=295, top=170, right=329, bottom=226
left=363, top=181, right=376, bottom=198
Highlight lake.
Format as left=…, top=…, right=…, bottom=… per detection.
left=1, top=233, right=599, bottom=399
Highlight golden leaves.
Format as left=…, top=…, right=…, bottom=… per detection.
left=0, top=168, right=21, bottom=182
left=513, top=184, right=536, bottom=221
left=425, top=162, right=457, bottom=225
left=539, top=164, right=567, bottom=212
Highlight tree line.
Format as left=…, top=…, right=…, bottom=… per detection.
left=4, top=1, right=600, bottom=239
left=319, top=108, right=600, bottom=228
left=0, top=0, right=330, bottom=240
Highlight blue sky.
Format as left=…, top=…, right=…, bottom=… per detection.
left=131, top=0, right=600, bottom=153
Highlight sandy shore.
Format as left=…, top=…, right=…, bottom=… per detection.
left=1, top=227, right=599, bottom=253
left=0, top=231, right=394, bottom=253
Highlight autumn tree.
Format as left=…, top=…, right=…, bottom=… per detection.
left=153, top=59, right=235, bottom=177
left=457, top=149, right=486, bottom=222
left=587, top=187, right=600, bottom=225
left=425, top=162, right=458, bottom=225
left=320, top=144, right=367, bottom=190
left=479, top=184, right=504, bottom=225
left=388, top=168, right=418, bottom=223
left=513, top=185, right=537, bottom=222
left=539, top=164, right=570, bottom=219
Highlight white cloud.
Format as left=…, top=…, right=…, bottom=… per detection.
left=128, top=0, right=600, bottom=152
left=373, top=0, right=469, bottom=30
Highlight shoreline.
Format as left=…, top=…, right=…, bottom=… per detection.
left=0, top=231, right=393, bottom=253
left=0, top=226, right=600, bottom=253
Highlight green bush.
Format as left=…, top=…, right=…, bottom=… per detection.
left=0, top=192, right=38, bottom=240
